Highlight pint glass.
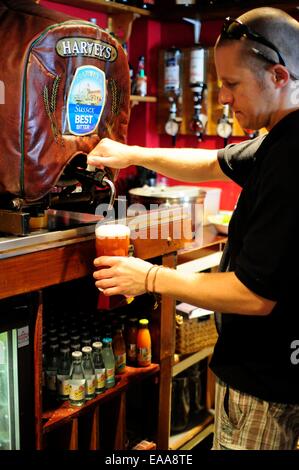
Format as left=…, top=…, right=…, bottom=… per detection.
left=95, top=224, right=130, bottom=258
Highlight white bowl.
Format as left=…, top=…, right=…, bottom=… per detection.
left=207, top=211, right=232, bottom=235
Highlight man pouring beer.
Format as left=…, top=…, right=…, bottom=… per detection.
left=88, top=7, right=299, bottom=450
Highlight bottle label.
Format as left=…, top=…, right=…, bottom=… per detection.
left=165, top=64, right=180, bottom=91
left=105, top=368, right=115, bottom=387
left=115, top=353, right=126, bottom=373
left=95, top=368, right=106, bottom=389
left=56, top=375, right=70, bottom=398
left=85, top=375, right=96, bottom=396
left=190, top=49, right=205, bottom=85
left=136, top=77, right=147, bottom=97
left=127, top=344, right=137, bottom=362
left=137, top=347, right=151, bottom=367
left=69, top=379, right=85, bottom=401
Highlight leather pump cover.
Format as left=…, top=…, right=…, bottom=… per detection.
left=0, top=0, right=130, bottom=202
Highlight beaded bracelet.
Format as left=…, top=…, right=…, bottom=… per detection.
left=144, top=264, right=158, bottom=293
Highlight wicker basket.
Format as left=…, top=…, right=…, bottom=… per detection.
left=175, top=314, right=218, bottom=355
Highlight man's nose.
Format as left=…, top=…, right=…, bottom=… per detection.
left=218, top=87, right=233, bottom=106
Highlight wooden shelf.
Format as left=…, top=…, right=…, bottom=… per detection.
left=155, top=1, right=299, bottom=21
left=130, top=95, right=157, bottom=108
left=45, top=0, right=152, bottom=41
left=130, top=95, right=157, bottom=103
left=42, top=363, right=160, bottom=433
left=45, top=0, right=152, bottom=16
left=172, top=347, right=214, bottom=377
left=169, top=411, right=214, bottom=450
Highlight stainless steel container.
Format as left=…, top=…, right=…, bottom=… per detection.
left=128, top=185, right=206, bottom=240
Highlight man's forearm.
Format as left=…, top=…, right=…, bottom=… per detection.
left=150, top=268, right=276, bottom=316
left=133, top=146, right=228, bottom=182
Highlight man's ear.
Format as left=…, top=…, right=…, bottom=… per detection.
left=272, top=64, right=290, bottom=87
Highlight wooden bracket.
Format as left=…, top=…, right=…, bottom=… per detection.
left=108, top=12, right=139, bottom=43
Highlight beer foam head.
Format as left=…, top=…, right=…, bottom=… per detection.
left=95, top=223, right=130, bottom=239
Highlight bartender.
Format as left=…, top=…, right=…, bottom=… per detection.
left=88, top=7, right=299, bottom=450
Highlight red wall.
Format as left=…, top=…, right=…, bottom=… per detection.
left=41, top=1, right=242, bottom=209
left=127, top=16, right=242, bottom=210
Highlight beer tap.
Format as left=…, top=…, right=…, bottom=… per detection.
left=189, top=76, right=207, bottom=141
left=184, top=19, right=208, bottom=141
left=60, top=162, right=116, bottom=210
left=216, top=104, right=233, bottom=146
left=165, top=97, right=181, bottom=146
left=85, top=163, right=116, bottom=210
left=164, top=46, right=183, bottom=146
left=101, top=175, right=116, bottom=210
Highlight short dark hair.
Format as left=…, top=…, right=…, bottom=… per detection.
left=216, top=7, right=299, bottom=80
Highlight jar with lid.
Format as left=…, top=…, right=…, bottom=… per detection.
left=137, top=319, right=151, bottom=367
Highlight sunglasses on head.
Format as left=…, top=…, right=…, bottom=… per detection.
left=221, top=17, right=286, bottom=67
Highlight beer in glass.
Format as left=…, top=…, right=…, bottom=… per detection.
left=95, top=224, right=130, bottom=258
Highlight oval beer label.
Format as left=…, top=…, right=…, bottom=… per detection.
left=66, top=65, right=106, bottom=136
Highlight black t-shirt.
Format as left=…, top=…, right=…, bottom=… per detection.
left=210, top=110, right=299, bottom=404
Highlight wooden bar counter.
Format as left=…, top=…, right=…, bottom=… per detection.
left=0, top=215, right=226, bottom=450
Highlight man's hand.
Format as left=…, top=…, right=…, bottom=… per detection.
left=87, top=138, right=137, bottom=170
left=93, top=256, right=154, bottom=297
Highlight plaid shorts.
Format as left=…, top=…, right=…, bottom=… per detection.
left=212, top=378, right=299, bottom=450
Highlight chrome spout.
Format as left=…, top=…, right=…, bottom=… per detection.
left=102, top=176, right=116, bottom=210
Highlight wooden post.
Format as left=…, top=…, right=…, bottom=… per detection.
left=114, top=392, right=126, bottom=450
left=89, top=406, right=100, bottom=450
left=34, top=290, right=43, bottom=450
left=156, top=252, right=176, bottom=450
left=69, top=419, right=79, bottom=450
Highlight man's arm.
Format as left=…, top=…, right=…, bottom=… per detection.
left=93, top=257, right=276, bottom=316
left=156, top=268, right=276, bottom=315
left=87, top=138, right=230, bottom=182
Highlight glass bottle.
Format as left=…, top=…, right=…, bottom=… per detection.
left=126, top=318, right=138, bottom=365
left=102, top=337, right=115, bottom=389
left=46, top=343, right=59, bottom=396
left=116, top=1, right=132, bottom=5
left=136, top=69, right=147, bottom=96
left=58, top=330, right=68, bottom=344
left=175, top=0, right=195, bottom=5
left=164, top=47, right=182, bottom=99
left=70, top=342, right=81, bottom=353
left=137, top=319, right=151, bottom=367
left=60, top=338, right=71, bottom=350
left=56, top=347, right=71, bottom=401
left=138, top=0, right=155, bottom=10
left=82, top=346, right=96, bottom=400
left=92, top=341, right=106, bottom=394
left=135, top=55, right=147, bottom=97
left=69, top=351, right=86, bottom=407
left=81, top=337, right=92, bottom=348
left=70, top=334, right=80, bottom=346
left=42, top=340, right=47, bottom=390
left=122, top=42, right=134, bottom=93
left=113, top=328, right=126, bottom=374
